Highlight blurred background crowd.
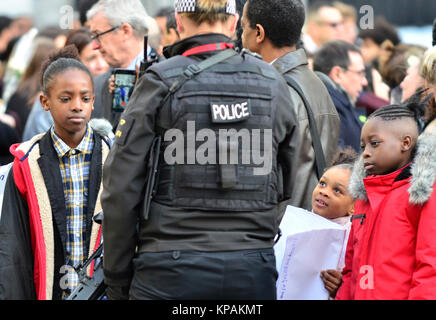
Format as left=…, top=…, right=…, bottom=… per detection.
left=0, top=0, right=434, bottom=164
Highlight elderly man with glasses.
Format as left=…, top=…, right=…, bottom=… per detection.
left=86, top=0, right=157, bottom=129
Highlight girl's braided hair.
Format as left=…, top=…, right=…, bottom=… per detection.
left=40, top=44, right=93, bottom=95
left=330, top=146, right=359, bottom=167
left=325, top=146, right=359, bottom=174
left=368, top=88, right=434, bottom=132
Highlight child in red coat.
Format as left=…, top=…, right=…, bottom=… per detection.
left=336, top=100, right=436, bottom=300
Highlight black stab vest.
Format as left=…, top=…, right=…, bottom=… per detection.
left=150, top=52, right=284, bottom=212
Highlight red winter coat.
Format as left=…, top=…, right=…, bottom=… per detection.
left=336, top=132, right=436, bottom=300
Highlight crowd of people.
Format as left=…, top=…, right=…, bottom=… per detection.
left=0, top=0, right=436, bottom=301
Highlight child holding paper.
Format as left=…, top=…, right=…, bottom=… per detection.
left=311, top=148, right=358, bottom=298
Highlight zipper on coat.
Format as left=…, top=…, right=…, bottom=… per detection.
left=351, top=213, right=366, bottom=225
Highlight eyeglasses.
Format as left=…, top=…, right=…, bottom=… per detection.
left=343, top=68, right=366, bottom=78
left=91, top=26, right=120, bottom=43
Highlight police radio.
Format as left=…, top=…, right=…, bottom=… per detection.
left=139, top=35, right=159, bottom=79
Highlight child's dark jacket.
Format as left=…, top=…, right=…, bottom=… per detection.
left=0, top=120, right=112, bottom=300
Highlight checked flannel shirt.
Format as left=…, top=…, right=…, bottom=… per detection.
left=50, top=125, right=94, bottom=298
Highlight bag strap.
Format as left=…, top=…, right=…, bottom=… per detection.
left=283, top=75, right=327, bottom=179
left=164, top=49, right=238, bottom=102
left=154, top=49, right=239, bottom=134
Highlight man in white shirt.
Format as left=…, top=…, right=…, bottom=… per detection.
left=302, top=2, right=344, bottom=56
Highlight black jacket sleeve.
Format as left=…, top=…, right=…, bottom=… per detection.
left=0, top=169, right=36, bottom=299
left=101, top=71, right=169, bottom=287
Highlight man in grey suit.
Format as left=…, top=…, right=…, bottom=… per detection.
left=87, top=0, right=152, bottom=129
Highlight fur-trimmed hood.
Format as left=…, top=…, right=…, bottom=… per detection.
left=349, top=131, right=436, bottom=205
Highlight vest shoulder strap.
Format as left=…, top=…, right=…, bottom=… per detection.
left=160, top=49, right=238, bottom=105
left=161, top=62, right=277, bottom=80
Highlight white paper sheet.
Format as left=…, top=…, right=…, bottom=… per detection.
left=274, top=205, right=348, bottom=300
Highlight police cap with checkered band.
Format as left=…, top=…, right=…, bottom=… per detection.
left=174, top=0, right=237, bottom=15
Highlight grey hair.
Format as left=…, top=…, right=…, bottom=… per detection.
left=87, top=0, right=149, bottom=39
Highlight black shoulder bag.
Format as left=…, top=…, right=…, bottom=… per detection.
left=283, top=75, right=327, bottom=179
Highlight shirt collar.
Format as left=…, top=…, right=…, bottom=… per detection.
left=272, top=49, right=308, bottom=73
left=301, top=34, right=319, bottom=55
left=126, top=46, right=152, bottom=71
left=51, top=125, right=94, bottom=158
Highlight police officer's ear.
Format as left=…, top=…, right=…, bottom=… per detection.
left=226, top=13, right=240, bottom=38
left=175, top=12, right=185, bottom=38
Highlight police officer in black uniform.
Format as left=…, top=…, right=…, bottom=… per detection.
left=101, top=0, right=300, bottom=300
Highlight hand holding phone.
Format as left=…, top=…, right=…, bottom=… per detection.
left=112, top=69, right=137, bottom=112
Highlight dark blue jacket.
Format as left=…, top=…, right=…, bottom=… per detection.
left=316, top=72, right=365, bottom=153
